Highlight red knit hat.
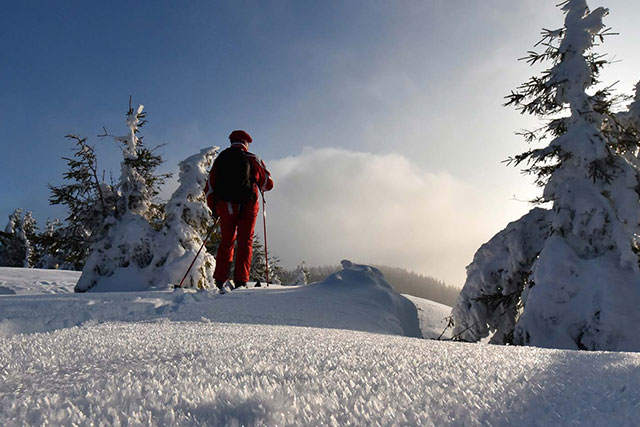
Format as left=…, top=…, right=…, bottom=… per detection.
left=229, top=130, right=253, bottom=143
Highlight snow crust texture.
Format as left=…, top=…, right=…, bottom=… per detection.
left=2, top=266, right=640, bottom=425
left=3, top=321, right=640, bottom=426
left=0, top=264, right=459, bottom=425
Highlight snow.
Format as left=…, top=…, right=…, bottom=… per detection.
left=0, top=267, right=79, bottom=295
left=453, top=208, right=550, bottom=345
left=6, top=321, right=640, bottom=426
left=76, top=213, right=157, bottom=292
left=3, top=264, right=640, bottom=425
left=404, top=294, right=452, bottom=339
left=77, top=144, right=219, bottom=292
left=509, top=2, right=640, bottom=351
left=516, top=236, right=640, bottom=351
left=0, top=262, right=442, bottom=339
left=150, top=146, right=218, bottom=290
left=453, top=0, right=640, bottom=352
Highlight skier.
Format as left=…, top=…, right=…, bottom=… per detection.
left=204, top=130, right=274, bottom=292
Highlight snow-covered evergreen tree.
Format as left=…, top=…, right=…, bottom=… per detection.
left=151, top=147, right=218, bottom=288
left=74, top=98, right=219, bottom=292
left=249, top=237, right=282, bottom=284
left=51, top=99, right=170, bottom=272
left=0, top=209, right=25, bottom=267
left=49, top=135, right=117, bottom=269
left=0, top=209, right=38, bottom=268
left=293, top=261, right=309, bottom=286
left=34, top=219, right=65, bottom=269
left=21, top=212, right=38, bottom=268
left=106, top=101, right=170, bottom=224
left=453, top=1, right=640, bottom=351
left=75, top=102, right=159, bottom=292
left=630, top=83, right=640, bottom=127
left=616, top=82, right=640, bottom=135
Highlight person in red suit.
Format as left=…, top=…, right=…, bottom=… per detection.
left=204, top=130, right=274, bottom=292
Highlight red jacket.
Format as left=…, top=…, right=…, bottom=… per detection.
left=204, top=143, right=274, bottom=212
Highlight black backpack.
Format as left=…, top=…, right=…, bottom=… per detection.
left=213, top=147, right=255, bottom=203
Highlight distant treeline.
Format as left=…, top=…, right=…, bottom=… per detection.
left=307, top=264, right=460, bottom=307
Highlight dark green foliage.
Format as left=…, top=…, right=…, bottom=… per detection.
left=205, top=232, right=283, bottom=284
left=373, top=265, right=460, bottom=306
left=46, top=100, right=171, bottom=269
left=0, top=210, right=26, bottom=267
left=305, top=263, right=459, bottom=306
left=249, top=237, right=284, bottom=283
left=0, top=209, right=38, bottom=268
left=32, top=219, right=65, bottom=269
left=502, top=23, right=622, bottom=194
left=123, top=143, right=171, bottom=227
left=100, top=100, right=171, bottom=221
left=48, top=135, right=116, bottom=269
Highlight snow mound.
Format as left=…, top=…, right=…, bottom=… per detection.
left=76, top=214, right=156, bottom=292
left=314, top=260, right=422, bottom=338
left=516, top=236, right=640, bottom=351
left=0, top=262, right=435, bottom=340
left=403, top=294, right=452, bottom=339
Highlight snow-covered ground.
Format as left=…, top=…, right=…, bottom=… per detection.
left=0, top=263, right=449, bottom=339
left=0, top=267, right=80, bottom=295
left=2, top=265, right=640, bottom=426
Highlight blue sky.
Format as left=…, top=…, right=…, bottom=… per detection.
left=2, top=1, right=639, bottom=285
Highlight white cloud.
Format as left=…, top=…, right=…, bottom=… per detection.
left=264, top=147, right=531, bottom=287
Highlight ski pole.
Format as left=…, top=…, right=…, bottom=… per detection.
left=175, top=218, right=219, bottom=289
left=261, top=191, right=270, bottom=287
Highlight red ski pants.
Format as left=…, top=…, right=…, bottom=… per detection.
left=214, top=200, right=259, bottom=284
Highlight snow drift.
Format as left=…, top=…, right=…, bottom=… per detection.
left=0, top=261, right=438, bottom=340
left=315, top=260, right=422, bottom=338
